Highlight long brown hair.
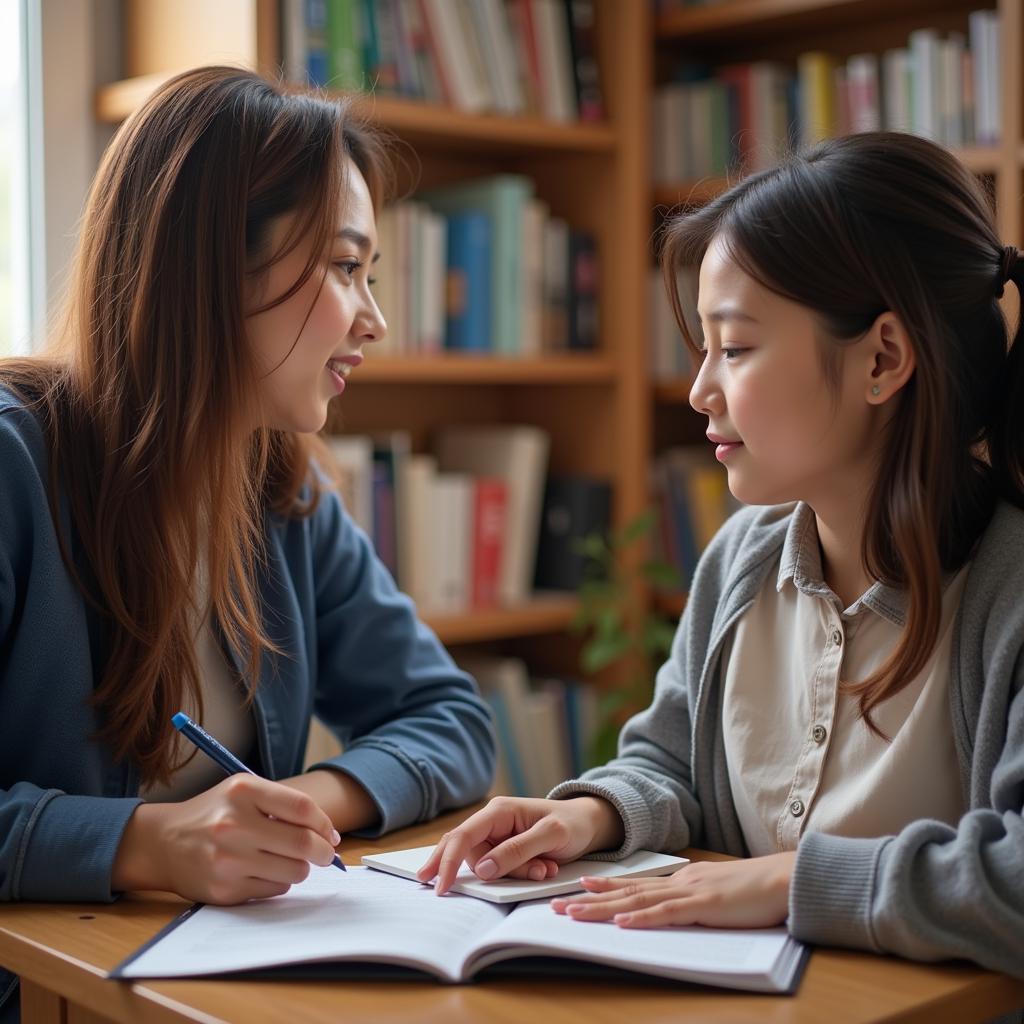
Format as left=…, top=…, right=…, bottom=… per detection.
left=0, top=67, right=390, bottom=784
left=660, top=132, right=1024, bottom=730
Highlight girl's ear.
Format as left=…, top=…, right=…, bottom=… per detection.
left=865, top=311, right=916, bottom=403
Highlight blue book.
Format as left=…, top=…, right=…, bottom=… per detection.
left=422, top=175, right=534, bottom=356
left=445, top=212, right=492, bottom=352
left=481, top=691, right=529, bottom=797
left=305, top=0, right=330, bottom=87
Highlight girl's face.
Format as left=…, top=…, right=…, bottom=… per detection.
left=689, top=235, right=878, bottom=509
left=246, top=160, right=386, bottom=434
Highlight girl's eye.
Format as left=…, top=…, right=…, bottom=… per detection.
left=368, top=276, right=377, bottom=287
left=333, top=260, right=364, bottom=278
left=722, top=347, right=747, bottom=360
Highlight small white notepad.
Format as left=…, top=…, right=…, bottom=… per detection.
left=361, top=845, right=688, bottom=903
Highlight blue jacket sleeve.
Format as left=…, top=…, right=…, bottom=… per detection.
left=304, top=486, right=495, bottom=835
left=0, top=404, right=143, bottom=902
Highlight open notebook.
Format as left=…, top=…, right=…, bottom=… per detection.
left=112, top=866, right=808, bottom=993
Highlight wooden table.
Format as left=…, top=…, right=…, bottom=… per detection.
left=1, top=807, right=1022, bottom=1024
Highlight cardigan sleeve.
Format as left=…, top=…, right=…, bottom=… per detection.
left=304, top=485, right=495, bottom=835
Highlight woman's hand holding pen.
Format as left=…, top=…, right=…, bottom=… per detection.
left=550, top=853, right=797, bottom=929
left=112, top=775, right=341, bottom=904
left=416, top=795, right=625, bottom=895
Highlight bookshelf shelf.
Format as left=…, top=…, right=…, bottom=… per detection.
left=423, top=596, right=580, bottom=646
left=95, top=75, right=617, bottom=154
left=653, top=591, right=688, bottom=620
left=653, top=378, right=695, bottom=404
left=654, top=0, right=968, bottom=43
left=358, top=355, right=616, bottom=386
left=351, top=95, right=617, bottom=154
left=653, top=179, right=731, bottom=211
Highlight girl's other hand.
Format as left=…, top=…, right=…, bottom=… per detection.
left=416, top=795, right=624, bottom=895
left=550, top=852, right=796, bottom=929
left=112, top=775, right=341, bottom=904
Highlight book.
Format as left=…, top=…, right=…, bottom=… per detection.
left=533, top=474, right=611, bottom=590
left=435, top=425, right=550, bottom=605
left=422, top=175, right=534, bottom=356
left=362, top=845, right=688, bottom=902
left=471, top=477, right=507, bottom=608
left=112, top=865, right=808, bottom=992
left=444, top=211, right=492, bottom=351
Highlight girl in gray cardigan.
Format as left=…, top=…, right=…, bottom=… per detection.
left=420, top=132, right=1024, bottom=982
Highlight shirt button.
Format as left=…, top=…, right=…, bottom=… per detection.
left=830, top=629, right=843, bottom=646
left=789, top=798, right=805, bottom=818
left=812, top=724, right=827, bottom=744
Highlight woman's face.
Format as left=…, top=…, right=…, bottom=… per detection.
left=689, top=235, right=878, bottom=509
left=246, top=159, right=386, bottom=434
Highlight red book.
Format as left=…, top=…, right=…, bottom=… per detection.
left=507, top=0, right=543, bottom=117
left=471, top=478, right=508, bottom=608
left=718, top=63, right=753, bottom=171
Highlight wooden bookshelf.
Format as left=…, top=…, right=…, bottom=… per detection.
left=357, top=354, right=616, bottom=386
left=94, top=1, right=652, bottom=658
left=424, top=596, right=580, bottom=646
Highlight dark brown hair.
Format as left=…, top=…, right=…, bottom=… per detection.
left=0, top=66, right=389, bottom=783
left=660, top=131, right=1024, bottom=729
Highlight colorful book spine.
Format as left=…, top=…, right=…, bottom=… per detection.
left=472, top=478, right=508, bottom=608
left=444, top=211, right=492, bottom=351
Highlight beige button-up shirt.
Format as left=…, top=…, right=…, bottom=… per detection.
left=722, top=503, right=968, bottom=856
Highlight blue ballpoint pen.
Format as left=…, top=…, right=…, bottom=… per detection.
left=171, top=711, right=346, bottom=872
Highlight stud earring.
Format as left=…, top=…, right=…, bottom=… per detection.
left=871, top=385, right=881, bottom=396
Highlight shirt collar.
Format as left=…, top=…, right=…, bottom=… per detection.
left=776, top=502, right=908, bottom=626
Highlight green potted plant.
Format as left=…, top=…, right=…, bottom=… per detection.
left=571, top=509, right=682, bottom=766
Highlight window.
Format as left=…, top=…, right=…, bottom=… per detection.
left=0, top=0, right=39, bottom=357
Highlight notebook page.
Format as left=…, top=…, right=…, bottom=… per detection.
left=469, top=899, right=798, bottom=990
left=116, top=866, right=509, bottom=981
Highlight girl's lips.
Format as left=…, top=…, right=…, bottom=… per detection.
left=715, top=441, right=743, bottom=462
left=327, top=364, right=346, bottom=394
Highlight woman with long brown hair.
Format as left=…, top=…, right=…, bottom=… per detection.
left=0, top=64, right=494, bottom=1013
left=419, top=132, right=1024, bottom=982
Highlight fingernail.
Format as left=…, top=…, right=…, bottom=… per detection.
left=476, top=858, right=496, bottom=879
left=330, top=829, right=341, bottom=846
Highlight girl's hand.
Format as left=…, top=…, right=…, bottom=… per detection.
left=550, top=852, right=796, bottom=929
left=416, top=795, right=625, bottom=895
left=113, top=775, right=341, bottom=904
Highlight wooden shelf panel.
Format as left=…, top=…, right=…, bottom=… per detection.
left=354, top=354, right=615, bottom=385
left=424, top=595, right=580, bottom=646
left=95, top=75, right=616, bottom=154
left=653, top=377, right=695, bottom=403
left=652, top=145, right=1005, bottom=212
left=351, top=94, right=616, bottom=154
left=655, top=0, right=975, bottom=43
left=653, top=591, right=688, bottom=620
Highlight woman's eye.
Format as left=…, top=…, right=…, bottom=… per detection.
left=333, top=260, right=363, bottom=277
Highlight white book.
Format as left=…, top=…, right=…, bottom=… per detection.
left=471, top=0, right=523, bottom=114
left=397, top=454, right=437, bottom=609
left=532, top=0, right=578, bottom=121
left=326, top=435, right=374, bottom=536
left=909, top=28, right=941, bottom=142
left=882, top=48, right=911, bottom=133
left=430, top=473, right=473, bottom=612
left=421, top=0, right=490, bottom=112
left=968, top=10, right=993, bottom=144
left=362, top=845, right=688, bottom=902
left=374, top=205, right=399, bottom=353
left=941, top=34, right=964, bottom=148
left=435, top=425, right=550, bottom=605
left=520, top=197, right=547, bottom=356
left=112, top=865, right=808, bottom=992
left=847, top=53, right=880, bottom=133
left=280, top=0, right=307, bottom=84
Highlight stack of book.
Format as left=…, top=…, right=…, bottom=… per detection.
left=458, top=654, right=601, bottom=796
left=649, top=265, right=700, bottom=383
left=282, top=0, right=604, bottom=122
left=652, top=8, right=1002, bottom=183
left=652, top=446, right=735, bottom=589
left=376, top=175, right=598, bottom=356
left=327, top=424, right=550, bottom=613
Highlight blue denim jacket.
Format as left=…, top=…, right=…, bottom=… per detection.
left=0, top=388, right=495, bottom=1018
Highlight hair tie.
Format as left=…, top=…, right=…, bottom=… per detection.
left=996, top=245, right=1019, bottom=298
